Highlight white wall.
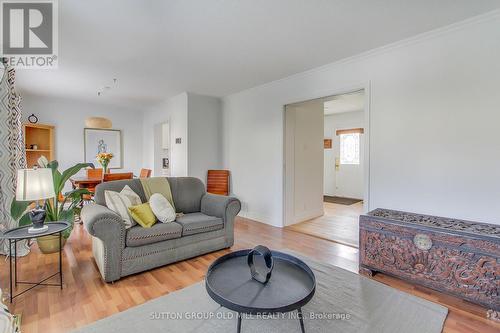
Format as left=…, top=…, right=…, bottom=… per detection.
left=153, top=122, right=167, bottom=177
left=324, top=111, right=364, bottom=198
left=187, top=93, right=223, bottom=183
left=142, top=92, right=223, bottom=182
left=23, top=90, right=223, bottom=190
left=223, top=13, right=500, bottom=226
left=21, top=94, right=144, bottom=176
left=142, top=92, right=188, bottom=177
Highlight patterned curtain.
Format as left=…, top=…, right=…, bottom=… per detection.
left=0, top=61, right=29, bottom=256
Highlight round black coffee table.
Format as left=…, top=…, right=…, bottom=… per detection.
left=205, top=246, right=316, bottom=333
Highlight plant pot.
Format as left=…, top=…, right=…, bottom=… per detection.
left=37, top=235, right=67, bottom=254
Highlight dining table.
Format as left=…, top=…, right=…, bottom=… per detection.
left=69, top=176, right=103, bottom=190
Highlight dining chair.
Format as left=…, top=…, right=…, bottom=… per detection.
left=103, top=172, right=134, bottom=182
left=87, top=168, right=104, bottom=179
left=82, top=168, right=104, bottom=202
left=139, top=168, right=152, bottom=178
left=207, top=170, right=230, bottom=196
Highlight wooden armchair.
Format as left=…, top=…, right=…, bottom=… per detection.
left=139, top=168, right=152, bottom=178
left=82, top=168, right=104, bottom=201
left=207, top=170, right=230, bottom=196
left=87, top=168, right=103, bottom=179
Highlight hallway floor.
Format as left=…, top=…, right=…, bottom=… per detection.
left=286, top=201, right=363, bottom=247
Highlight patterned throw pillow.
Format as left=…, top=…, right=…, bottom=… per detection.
left=149, top=193, right=176, bottom=223
left=104, top=185, right=142, bottom=228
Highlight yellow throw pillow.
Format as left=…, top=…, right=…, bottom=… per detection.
left=128, top=203, right=157, bottom=228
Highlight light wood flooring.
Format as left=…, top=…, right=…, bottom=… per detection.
left=287, top=201, right=363, bottom=247
left=0, top=217, right=498, bottom=333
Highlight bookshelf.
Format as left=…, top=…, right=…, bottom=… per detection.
left=23, top=123, right=55, bottom=168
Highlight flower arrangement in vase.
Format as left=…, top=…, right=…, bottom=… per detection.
left=96, top=152, right=114, bottom=174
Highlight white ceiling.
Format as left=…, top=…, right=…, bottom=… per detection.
left=324, top=91, right=364, bottom=115
left=15, top=0, right=500, bottom=108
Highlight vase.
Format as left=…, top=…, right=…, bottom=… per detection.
left=100, top=161, right=109, bottom=174
left=37, top=235, right=67, bottom=254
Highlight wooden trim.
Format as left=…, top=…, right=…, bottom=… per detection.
left=336, top=127, right=364, bottom=136
left=23, top=123, right=54, bottom=130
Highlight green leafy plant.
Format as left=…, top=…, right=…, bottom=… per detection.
left=10, top=160, right=94, bottom=239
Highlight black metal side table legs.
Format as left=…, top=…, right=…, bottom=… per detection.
left=59, top=231, right=63, bottom=289
left=236, top=308, right=306, bottom=333
left=237, top=314, right=242, bottom=333
left=8, top=231, right=64, bottom=303
left=298, top=308, right=305, bottom=333
left=8, top=239, right=12, bottom=303
left=8, top=239, right=19, bottom=303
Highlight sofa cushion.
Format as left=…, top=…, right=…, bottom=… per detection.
left=176, top=213, right=223, bottom=236
left=126, top=222, right=182, bottom=247
left=167, top=177, right=206, bottom=213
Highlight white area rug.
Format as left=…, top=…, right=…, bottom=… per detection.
left=73, top=252, right=448, bottom=333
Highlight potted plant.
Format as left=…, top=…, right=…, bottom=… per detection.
left=11, top=159, right=93, bottom=253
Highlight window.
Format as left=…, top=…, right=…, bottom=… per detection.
left=339, top=133, right=360, bottom=165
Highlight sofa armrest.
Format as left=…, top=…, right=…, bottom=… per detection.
left=81, top=203, right=126, bottom=282
left=82, top=203, right=125, bottom=240
left=201, top=193, right=241, bottom=247
left=201, top=193, right=241, bottom=221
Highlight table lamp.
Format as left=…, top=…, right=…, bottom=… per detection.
left=15, top=168, right=55, bottom=234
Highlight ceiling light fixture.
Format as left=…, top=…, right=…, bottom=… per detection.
left=85, top=117, right=113, bottom=129
left=97, top=78, right=118, bottom=97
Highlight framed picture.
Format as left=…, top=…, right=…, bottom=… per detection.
left=162, top=157, right=169, bottom=169
left=324, top=138, right=332, bottom=149
left=84, top=128, right=122, bottom=169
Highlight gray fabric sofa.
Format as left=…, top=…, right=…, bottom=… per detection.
left=81, top=177, right=241, bottom=282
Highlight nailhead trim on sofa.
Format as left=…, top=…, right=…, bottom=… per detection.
left=185, top=224, right=222, bottom=234
left=128, top=231, right=180, bottom=241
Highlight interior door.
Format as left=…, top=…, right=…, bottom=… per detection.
left=284, top=100, right=324, bottom=225
left=334, top=130, right=364, bottom=199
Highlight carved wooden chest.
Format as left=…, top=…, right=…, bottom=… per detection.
left=359, top=208, right=499, bottom=317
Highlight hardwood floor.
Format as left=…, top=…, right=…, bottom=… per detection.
left=0, top=218, right=498, bottom=333
left=287, top=201, right=363, bottom=247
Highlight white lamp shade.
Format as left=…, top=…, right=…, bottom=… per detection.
left=16, top=168, right=55, bottom=201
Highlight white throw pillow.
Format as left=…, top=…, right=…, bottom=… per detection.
left=104, top=185, right=142, bottom=228
left=149, top=193, right=176, bottom=223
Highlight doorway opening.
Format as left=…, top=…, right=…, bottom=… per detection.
left=284, top=89, right=368, bottom=248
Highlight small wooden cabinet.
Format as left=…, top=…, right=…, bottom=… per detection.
left=23, top=123, right=55, bottom=167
